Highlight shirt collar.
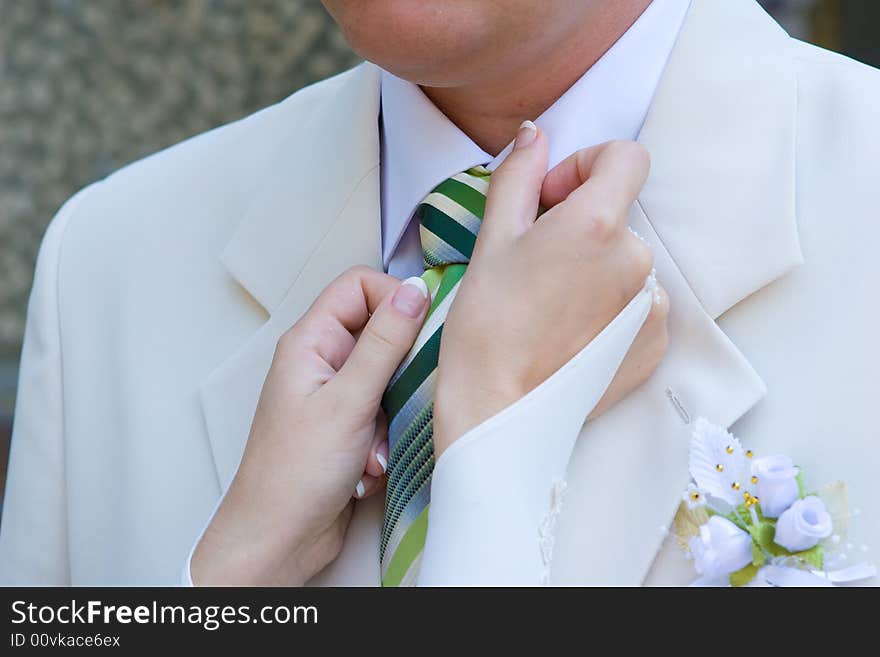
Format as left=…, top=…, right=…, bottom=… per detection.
left=380, top=0, right=691, bottom=267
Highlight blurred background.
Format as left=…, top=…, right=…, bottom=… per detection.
left=0, top=0, right=877, bottom=499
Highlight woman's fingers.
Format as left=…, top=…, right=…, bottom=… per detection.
left=587, top=285, right=669, bottom=420
left=355, top=419, right=388, bottom=500
left=478, top=121, right=549, bottom=243
left=275, top=266, right=401, bottom=382
left=334, top=276, right=430, bottom=407
left=353, top=473, right=386, bottom=500
left=540, top=141, right=650, bottom=213
left=276, top=266, right=429, bottom=398
left=563, top=140, right=650, bottom=218
left=356, top=418, right=389, bottom=499
left=364, top=413, right=389, bottom=479
left=539, top=142, right=605, bottom=208
left=308, top=265, right=400, bottom=332
left=542, top=141, right=650, bottom=260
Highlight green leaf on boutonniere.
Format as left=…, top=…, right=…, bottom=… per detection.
left=751, top=543, right=767, bottom=567
left=725, top=511, right=749, bottom=531
left=748, top=521, right=792, bottom=557
left=796, top=469, right=806, bottom=498
left=795, top=544, right=824, bottom=569
left=729, top=563, right=760, bottom=587
left=765, top=542, right=791, bottom=558
left=753, top=504, right=769, bottom=523
left=727, top=505, right=755, bottom=529
left=747, top=521, right=774, bottom=546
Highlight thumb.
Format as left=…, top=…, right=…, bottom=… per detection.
left=478, top=120, right=549, bottom=243
left=334, top=276, right=430, bottom=405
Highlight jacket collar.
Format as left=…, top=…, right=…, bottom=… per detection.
left=220, top=64, right=383, bottom=315
left=201, top=64, right=384, bottom=489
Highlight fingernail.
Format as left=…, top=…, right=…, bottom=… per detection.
left=514, top=120, right=537, bottom=150
left=391, top=276, right=428, bottom=318
left=376, top=452, right=388, bottom=474
left=355, top=479, right=365, bottom=498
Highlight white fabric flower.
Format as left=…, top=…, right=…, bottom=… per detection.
left=751, top=454, right=799, bottom=517
left=682, top=483, right=707, bottom=510
left=688, top=516, right=753, bottom=579
left=688, top=418, right=750, bottom=505
left=774, top=495, right=833, bottom=552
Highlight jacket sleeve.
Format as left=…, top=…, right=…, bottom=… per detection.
left=0, top=186, right=94, bottom=585
left=417, top=283, right=655, bottom=586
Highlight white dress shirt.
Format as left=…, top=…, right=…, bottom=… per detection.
left=185, top=0, right=689, bottom=586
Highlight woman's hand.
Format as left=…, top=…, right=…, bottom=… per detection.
left=191, top=267, right=429, bottom=586
left=434, top=125, right=669, bottom=455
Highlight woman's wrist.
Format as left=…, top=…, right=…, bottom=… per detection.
left=190, top=491, right=311, bottom=586
left=433, top=374, right=528, bottom=457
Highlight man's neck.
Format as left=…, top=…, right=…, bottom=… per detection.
left=421, top=1, right=652, bottom=156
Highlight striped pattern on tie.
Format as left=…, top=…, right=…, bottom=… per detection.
left=380, top=166, right=491, bottom=587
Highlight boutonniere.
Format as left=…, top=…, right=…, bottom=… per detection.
left=673, top=418, right=877, bottom=587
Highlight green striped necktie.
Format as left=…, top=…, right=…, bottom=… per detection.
left=380, top=166, right=491, bottom=586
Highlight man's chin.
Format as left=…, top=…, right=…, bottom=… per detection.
left=359, top=55, right=482, bottom=89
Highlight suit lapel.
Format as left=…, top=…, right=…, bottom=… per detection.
left=638, top=0, right=802, bottom=320
left=551, top=0, right=803, bottom=585
left=199, top=63, right=383, bottom=493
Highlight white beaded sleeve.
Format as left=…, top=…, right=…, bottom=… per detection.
left=417, top=282, right=655, bottom=586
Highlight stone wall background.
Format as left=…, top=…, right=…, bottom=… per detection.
left=0, top=0, right=874, bottom=422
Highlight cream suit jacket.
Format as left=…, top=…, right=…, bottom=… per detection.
left=1, top=0, right=878, bottom=585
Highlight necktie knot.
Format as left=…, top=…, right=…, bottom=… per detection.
left=417, top=166, right=491, bottom=269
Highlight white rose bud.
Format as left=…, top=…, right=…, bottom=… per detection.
left=774, top=495, right=833, bottom=552
left=688, top=516, right=754, bottom=579
left=751, top=454, right=800, bottom=518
